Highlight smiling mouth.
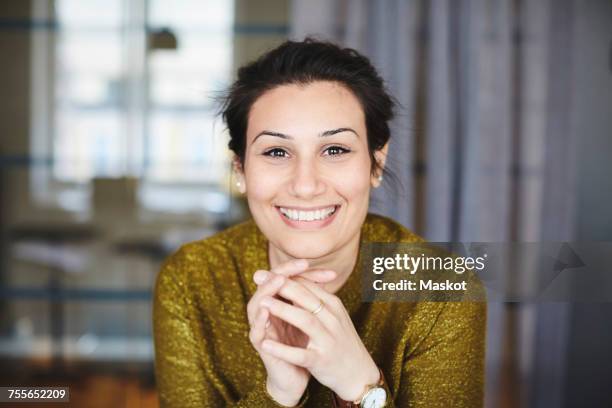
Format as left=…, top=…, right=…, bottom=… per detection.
left=276, top=205, right=339, bottom=222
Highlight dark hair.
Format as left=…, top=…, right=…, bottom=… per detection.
left=219, top=38, right=395, bottom=176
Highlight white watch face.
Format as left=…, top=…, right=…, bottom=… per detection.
left=361, top=387, right=387, bottom=408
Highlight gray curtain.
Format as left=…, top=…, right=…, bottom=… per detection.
left=290, top=0, right=579, bottom=407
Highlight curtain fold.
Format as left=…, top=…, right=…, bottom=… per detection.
left=290, top=0, right=579, bottom=406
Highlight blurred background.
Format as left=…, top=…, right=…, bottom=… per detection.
left=0, top=0, right=610, bottom=407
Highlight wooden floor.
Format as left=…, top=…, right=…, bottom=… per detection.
left=0, top=376, right=158, bottom=408
left=0, top=359, right=159, bottom=407
left=69, top=376, right=158, bottom=408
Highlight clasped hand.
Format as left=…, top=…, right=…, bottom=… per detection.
left=246, top=259, right=379, bottom=406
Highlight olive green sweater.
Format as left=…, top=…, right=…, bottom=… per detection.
left=153, top=213, right=486, bottom=407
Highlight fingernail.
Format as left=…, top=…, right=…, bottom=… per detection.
left=294, top=259, right=308, bottom=268
left=253, top=270, right=269, bottom=284
left=265, top=320, right=270, bottom=328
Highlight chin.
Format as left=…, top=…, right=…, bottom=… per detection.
left=278, top=238, right=335, bottom=260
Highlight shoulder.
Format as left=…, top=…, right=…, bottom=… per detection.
left=362, top=214, right=487, bottom=340
left=154, top=219, right=260, bottom=301
left=363, top=213, right=425, bottom=244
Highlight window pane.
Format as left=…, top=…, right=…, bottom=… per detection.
left=56, top=0, right=123, bottom=29
left=54, top=1, right=126, bottom=182
left=149, top=34, right=232, bottom=107
left=50, top=0, right=234, bottom=196
left=145, top=0, right=233, bottom=183
left=148, top=0, right=233, bottom=30
left=54, top=108, right=124, bottom=181
left=147, top=112, right=227, bottom=183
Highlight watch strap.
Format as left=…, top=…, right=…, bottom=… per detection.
left=331, top=367, right=387, bottom=408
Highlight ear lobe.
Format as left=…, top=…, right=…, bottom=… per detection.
left=235, top=175, right=246, bottom=194
left=376, top=143, right=389, bottom=169
left=371, top=174, right=383, bottom=188
left=371, top=143, right=389, bottom=188
left=232, top=157, right=247, bottom=194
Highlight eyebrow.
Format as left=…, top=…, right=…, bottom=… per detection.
left=253, top=127, right=359, bottom=143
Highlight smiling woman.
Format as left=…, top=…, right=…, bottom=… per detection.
left=153, top=39, right=486, bottom=408
left=239, top=81, right=378, bottom=264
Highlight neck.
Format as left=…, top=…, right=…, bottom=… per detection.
left=268, top=234, right=361, bottom=294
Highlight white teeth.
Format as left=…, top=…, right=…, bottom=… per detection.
left=279, top=206, right=337, bottom=221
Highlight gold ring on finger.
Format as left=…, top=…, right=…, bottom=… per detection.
left=311, top=299, right=325, bottom=315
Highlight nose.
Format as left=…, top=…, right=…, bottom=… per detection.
left=288, top=157, right=326, bottom=199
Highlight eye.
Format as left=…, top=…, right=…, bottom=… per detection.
left=262, top=147, right=289, bottom=158
left=323, top=145, right=351, bottom=156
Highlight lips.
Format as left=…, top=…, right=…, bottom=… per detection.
left=275, top=205, right=340, bottom=229
left=277, top=205, right=337, bottom=221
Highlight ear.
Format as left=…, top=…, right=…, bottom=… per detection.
left=371, top=143, right=389, bottom=188
left=232, top=157, right=247, bottom=194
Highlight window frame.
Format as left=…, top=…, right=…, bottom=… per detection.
left=29, top=0, right=233, bottom=216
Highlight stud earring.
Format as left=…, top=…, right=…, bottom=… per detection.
left=378, top=175, right=383, bottom=182
left=236, top=181, right=241, bottom=188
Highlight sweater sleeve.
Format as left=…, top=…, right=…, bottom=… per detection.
left=393, top=300, right=487, bottom=407
left=152, top=247, right=310, bottom=408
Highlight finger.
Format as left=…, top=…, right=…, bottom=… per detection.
left=261, top=339, right=315, bottom=368
left=260, top=296, right=330, bottom=343
left=249, top=307, right=269, bottom=347
left=276, top=278, right=338, bottom=331
left=253, top=270, right=270, bottom=285
left=270, top=259, right=309, bottom=277
left=295, top=269, right=337, bottom=283
left=247, top=274, right=285, bottom=324
left=252, top=259, right=308, bottom=285
left=254, top=268, right=336, bottom=285
left=293, top=277, right=345, bottom=315
left=294, top=276, right=340, bottom=303
left=247, top=278, right=284, bottom=328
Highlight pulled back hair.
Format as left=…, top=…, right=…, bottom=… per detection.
left=219, top=38, right=395, bottom=176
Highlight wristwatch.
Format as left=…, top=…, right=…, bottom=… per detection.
left=331, top=367, right=387, bottom=408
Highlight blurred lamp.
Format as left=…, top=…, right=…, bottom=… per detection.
left=148, top=28, right=178, bottom=51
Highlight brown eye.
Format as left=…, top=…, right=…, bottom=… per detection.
left=323, top=146, right=351, bottom=156
left=263, top=148, right=289, bottom=158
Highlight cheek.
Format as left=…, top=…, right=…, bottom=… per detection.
left=335, top=160, right=372, bottom=200
left=244, top=162, right=279, bottom=202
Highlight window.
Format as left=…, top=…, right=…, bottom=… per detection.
left=31, top=0, right=234, bottom=213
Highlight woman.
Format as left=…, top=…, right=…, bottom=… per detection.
left=153, top=39, right=486, bottom=407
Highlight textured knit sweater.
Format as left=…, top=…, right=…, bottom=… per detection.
left=153, top=213, right=486, bottom=407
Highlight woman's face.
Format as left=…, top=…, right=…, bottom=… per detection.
left=237, top=81, right=383, bottom=260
